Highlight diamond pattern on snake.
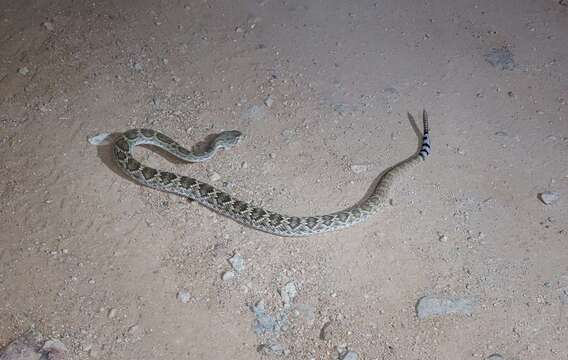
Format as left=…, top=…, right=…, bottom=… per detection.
left=112, top=110, right=432, bottom=237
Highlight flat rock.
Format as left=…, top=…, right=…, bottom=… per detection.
left=486, top=354, right=504, bottom=360
left=484, top=47, right=516, bottom=71
left=416, top=295, right=476, bottom=319
left=279, top=281, right=298, bottom=308
left=538, top=191, right=559, bottom=205
left=228, top=254, right=245, bottom=273
left=340, top=350, right=359, bottom=360
left=176, top=289, right=191, bottom=303
left=350, top=164, right=369, bottom=174
left=222, top=270, right=235, bottom=281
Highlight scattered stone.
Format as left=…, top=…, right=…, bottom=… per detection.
left=87, top=132, right=112, bottom=145
left=127, top=325, right=141, bottom=335
left=209, top=172, right=221, bottom=182
left=241, top=161, right=248, bottom=169
left=320, top=321, right=335, bottom=340
left=133, top=62, right=143, bottom=71
left=177, top=289, right=191, bottom=303
left=340, top=350, right=359, bottom=360
left=263, top=95, right=274, bottom=108
left=415, top=295, right=476, bottom=319
left=252, top=300, right=279, bottom=335
left=538, top=191, right=559, bottom=205
left=293, top=304, right=315, bottom=325
left=484, top=47, right=516, bottom=71
left=259, top=342, right=288, bottom=356
left=222, top=270, right=236, bottom=281
left=40, top=339, right=67, bottom=360
left=559, top=287, right=568, bottom=305
left=279, top=281, right=298, bottom=308
left=332, top=103, right=357, bottom=116
left=383, top=87, right=400, bottom=101
left=18, top=67, right=30, bottom=76
left=486, top=354, right=504, bottom=360
left=42, top=21, right=54, bottom=31
left=228, top=254, right=245, bottom=273
left=107, top=308, right=117, bottom=319
left=350, top=164, right=368, bottom=174
left=438, top=234, right=448, bottom=242
left=241, top=104, right=265, bottom=121
left=0, top=329, right=43, bottom=360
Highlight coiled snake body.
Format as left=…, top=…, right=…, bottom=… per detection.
left=113, top=111, right=431, bottom=237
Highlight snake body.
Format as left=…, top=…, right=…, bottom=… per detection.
left=112, top=111, right=431, bottom=237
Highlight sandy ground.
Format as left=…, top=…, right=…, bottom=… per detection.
left=1, top=0, right=568, bottom=359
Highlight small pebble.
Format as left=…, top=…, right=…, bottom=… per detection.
left=209, top=172, right=221, bottom=182
left=42, top=21, right=54, bottom=31
left=280, top=281, right=298, bottom=308
left=18, top=67, right=30, bottom=76
left=241, top=161, right=248, bottom=169
left=228, top=254, right=245, bottom=273
left=486, top=354, right=504, bottom=360
left=293, top=304, right=315, bottom=325
left=438, top=234, right=448, bottom=242
left=538, top=191, right=559, bottom=205
left=133, top=62, right=143, bottom=71
left=177, top=289, right=191, bottom=303
left=340, top=351, right=359, bottom=360
left=107, top=308, right=117, bottom=319
left=320, top=321, right=335, bottom=340
left=264, top=95, right=274, bottom=108
left=350, top=164, right=368, bottom=174
left=485, top=46, right=516, bottom=71
left=222, top=270, right=236, bottom=281
left=127, top=325, right=139, bottom=335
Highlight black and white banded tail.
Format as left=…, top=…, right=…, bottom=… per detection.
left=418, top=109, right=431, bottom=160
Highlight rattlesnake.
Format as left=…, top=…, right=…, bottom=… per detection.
left=112, top=111, right=431, bottom=237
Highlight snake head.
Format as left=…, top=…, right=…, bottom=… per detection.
left=214, top=130, right=243, bottom=150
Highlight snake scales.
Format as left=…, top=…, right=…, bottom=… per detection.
left=112, top=111, right=431, bottom=237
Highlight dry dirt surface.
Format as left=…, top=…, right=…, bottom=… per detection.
left=1, top=0, right=568, bottom=359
